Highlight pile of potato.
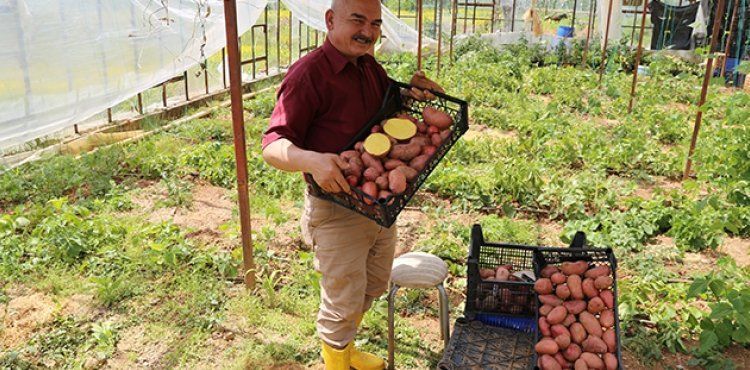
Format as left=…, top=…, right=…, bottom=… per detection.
left=533, top=261, right=619, bottom=370
left=337, top=106, right=454, bottom=204
left=475, top=264, right=535, bottom=312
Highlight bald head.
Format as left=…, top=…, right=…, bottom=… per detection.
left=325, top=0, right=382, bottom=62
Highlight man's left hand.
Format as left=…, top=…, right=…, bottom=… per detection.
left=406, top=70, right=444, bottom=101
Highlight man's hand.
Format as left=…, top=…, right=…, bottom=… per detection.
left=406, top=70, right=445, bottom=101
left=308, top=153, right=351, bottom=194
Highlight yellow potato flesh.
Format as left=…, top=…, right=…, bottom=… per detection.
left=383, top=118, right=417, bottom=141
left=363, top=133, right=392, bottom=157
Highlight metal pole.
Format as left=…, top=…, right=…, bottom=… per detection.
left=450, top=0, right=457, bottom=62
left=417, top=0, right=423, bottom=70
left=572, top=0, right=578, bottom=29
left=491, top=0, right=496, bottom=32
left=628, top=0, right=649, bottom=113
left=598, top=0, right=614, bottom=86
left=720, top=0, right=739, bottom=78
left=223, top=0, right=255, bottom=288
left=629, top=1, right=638, bottom=47
left=276, top=1, right=281, bottom=71
left=582, top=0, right=596, bottom=66
left=437, top=0, right=444, bottom=75
left=684, top=0, right=727, bottom=180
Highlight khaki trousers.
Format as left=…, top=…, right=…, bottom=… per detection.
left=301, top=192, right=397, bottom=348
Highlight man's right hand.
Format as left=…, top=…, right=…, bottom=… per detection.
left=308, top=153, right=351, bottom=194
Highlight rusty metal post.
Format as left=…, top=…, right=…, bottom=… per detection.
left=684, top=0, right=727, bottom=180
left=137, top=93, right=144, bottom=114
left=184, top=71, right=190, bottom=100
left=572, top=0, right=578, bottom=29
left=598, top=0, right=614, bottom=86
left=417, top=0, right=423, bottom=70
left=511, top=0, right=517, bottom=31
left=450, top=0, right=457, bottom=63
left=222, top=48, right=227, bottom=88
left=490, top=0, right=496, bottom=32
left=628, top=0, right=649, bottom=113
left=720, top=0, right=739, bottom=78
left=107, top=108, right=112, bottom=122
left=162, top=83, right=168, bottom=107
left=223, top=0, right=255, bottom=288
left=582, top=0, right=596, bottom=66
left=276, top=1, right=281, bottom=70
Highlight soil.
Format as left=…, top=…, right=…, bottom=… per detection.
left=719, top=237, right=750, bottom=268
left=1, top=291, right=56, bottom=350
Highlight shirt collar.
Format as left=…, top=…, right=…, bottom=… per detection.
left=323, top=37, right=376, bottom=74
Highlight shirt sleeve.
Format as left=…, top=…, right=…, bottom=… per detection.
left=261, top=75, right=320, bottom=150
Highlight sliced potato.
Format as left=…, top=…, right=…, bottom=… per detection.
left=383, top=118, right=417, bottom=141
left=363, top=133, right=392, bottom=157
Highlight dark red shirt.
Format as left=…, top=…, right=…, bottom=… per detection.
left=261, top=38, right=391, bottom=153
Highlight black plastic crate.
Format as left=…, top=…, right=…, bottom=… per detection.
left=531, top=234, right=624, bottom=370
left=305, top=81, right=469, bottom=228
left=465, top=224, right=538, bottom=321
left=438, top=317, right=535, bottom=370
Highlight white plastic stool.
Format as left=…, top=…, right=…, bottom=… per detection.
left=387, top=252, right=450, bottom=370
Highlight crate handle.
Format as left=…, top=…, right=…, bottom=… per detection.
left=569, top=231, right=587, bottom=249
left=469, top=224, right=484, bottom=260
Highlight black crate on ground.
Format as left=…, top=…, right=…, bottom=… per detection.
left=438, top=317, right=535, bottom=370
left=531, top=234, right=624, bottom=369
left=306, top=81, right=469, bottom=228
left=465, top=224, right=538, bottom=321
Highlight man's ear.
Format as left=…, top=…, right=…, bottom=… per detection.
left=325, top=9, right=334, bottom=31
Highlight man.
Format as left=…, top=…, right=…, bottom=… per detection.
left=261, top=0, right=443, bottom=369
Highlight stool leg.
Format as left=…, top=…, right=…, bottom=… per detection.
left=387, top=284, right=400, bottom=370
left=437, top=282, right=450, bottom=348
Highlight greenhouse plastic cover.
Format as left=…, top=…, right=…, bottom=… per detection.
left=280, top=0, right=437, bottom=53
left=0, top=0, right=267, bottom=153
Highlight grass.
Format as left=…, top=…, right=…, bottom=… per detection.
left=1, top=37, right=750, bottom=369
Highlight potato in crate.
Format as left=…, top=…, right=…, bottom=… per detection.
left=306, top=81, right=468, bottom=227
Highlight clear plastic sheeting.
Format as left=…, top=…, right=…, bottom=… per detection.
left=279, top=0, right=437, bottom=53
left=0, top=0, right=267, bottom=153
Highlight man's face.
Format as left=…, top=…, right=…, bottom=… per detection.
left=325, top=0, right=382, bottom=61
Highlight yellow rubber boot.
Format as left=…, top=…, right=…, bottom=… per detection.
left=321, top=341, right=351, bottom=370
left=350, top=315, right=386, bottom=370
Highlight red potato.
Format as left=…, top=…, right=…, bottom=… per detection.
left=551, top=272, right=567, bottom=285
left=421, top=145, right=437, bottom=156
left=340, top=150, right=359, bottom=162
left=603, top=353, right=618, bottom=370
left=361, top=182, right=378, bottom=205
left=416, top=121, right=428, bottom=133
left=396, top=113, right=417, bottom=124
left=561, top=261, right=589, bottom=276
left=427, top=125, right=440, bottom=134
left=582, top=278, right=598, bottom=299
left=378, top=190, right=394, bottom=204
left=574, top=359, right=589, bottom=370
left=344, top=157, right=364, bottom=178
left=354, top=141, right=364, bottom=152
left=346, top=175, right=359, bottom=187
left=388, top=169, right=407, bottom=194
left=599, top=309, right=615, bottom=328
left=587, top=297, right=605, bottom=314
left=582, top=336, right=607, bottom=354
left=595, top=276, right=614, bottom=290
left=535, top=338, right=560, bottom=355
left=562, top=314, right=577, bottom=327
left=361, top=152, right=384, bottom=173
left=554, top=353, right=570, bottom=369
left=585, top=266, right=611, bottom=279
left=395, top=165, right=418, bottom=181
left=540, top=304, right=554, bottom=316
left=384, top=159, right=407, bottom=170
left=570, top=323, right=587, bottom=344
left=563, top=343, right=582, bottom=362
left=363, top=167, right=381, bottom=181
left=540, top=317, right=552, bottom=336
left=389, top=142, right=421, bottom=162
left=535, top=278, right=554, bottom=295
left=563, top=300, right=587, bottom=315
left=440, top=128, right=452, bottom=141
left=423, top=107, right=453, bottom=129
left=600, top=289, right=614, bottom=309
left=409, top=136, right=431, bottom=147
left=375, top=176, right=389, bottom=190
left=556, top=285, right=571, bottom=300
left=541, top=265, right=560, bottom=278
left=580, top=353, right=604, bottom=369
left=547, top=306, right=568, bottom=325
left=539, top=294, right=563, bottom=307
left=409, top=155, right=430, bottom=172
left=603, top=329, right=617, bottom=353
left=551, top=324, right=571, bottom=338
left=371, top=125, right=383, bottom=133
left=540, top=354, right=562, bottom=370
left=555, top=334, right=571, bottom=350
left=431, top=133, right=443, bottom=147
left=495, top=267, right=510, bottom=281
left=479, top=268, right=495, bottom=279
left=568, top=275, right=584, bottom=300
left=579, top=312, right=603, bottom=337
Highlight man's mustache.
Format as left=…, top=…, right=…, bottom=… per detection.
left=353, top=35, right=373, bottom=44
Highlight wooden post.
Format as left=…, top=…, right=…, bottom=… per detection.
left=598, top=0, right=614, bottom=86
left=720, top=0, right=739, bottom=78
left=684, top=0, right=727, bottom=180
left=582, top=0, right=596, bottom=66
left=223, top=0, right=255, bottom=288
left=450, top=0, right=458, bottom=62
left=628, top=0, right=649, bottom=113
